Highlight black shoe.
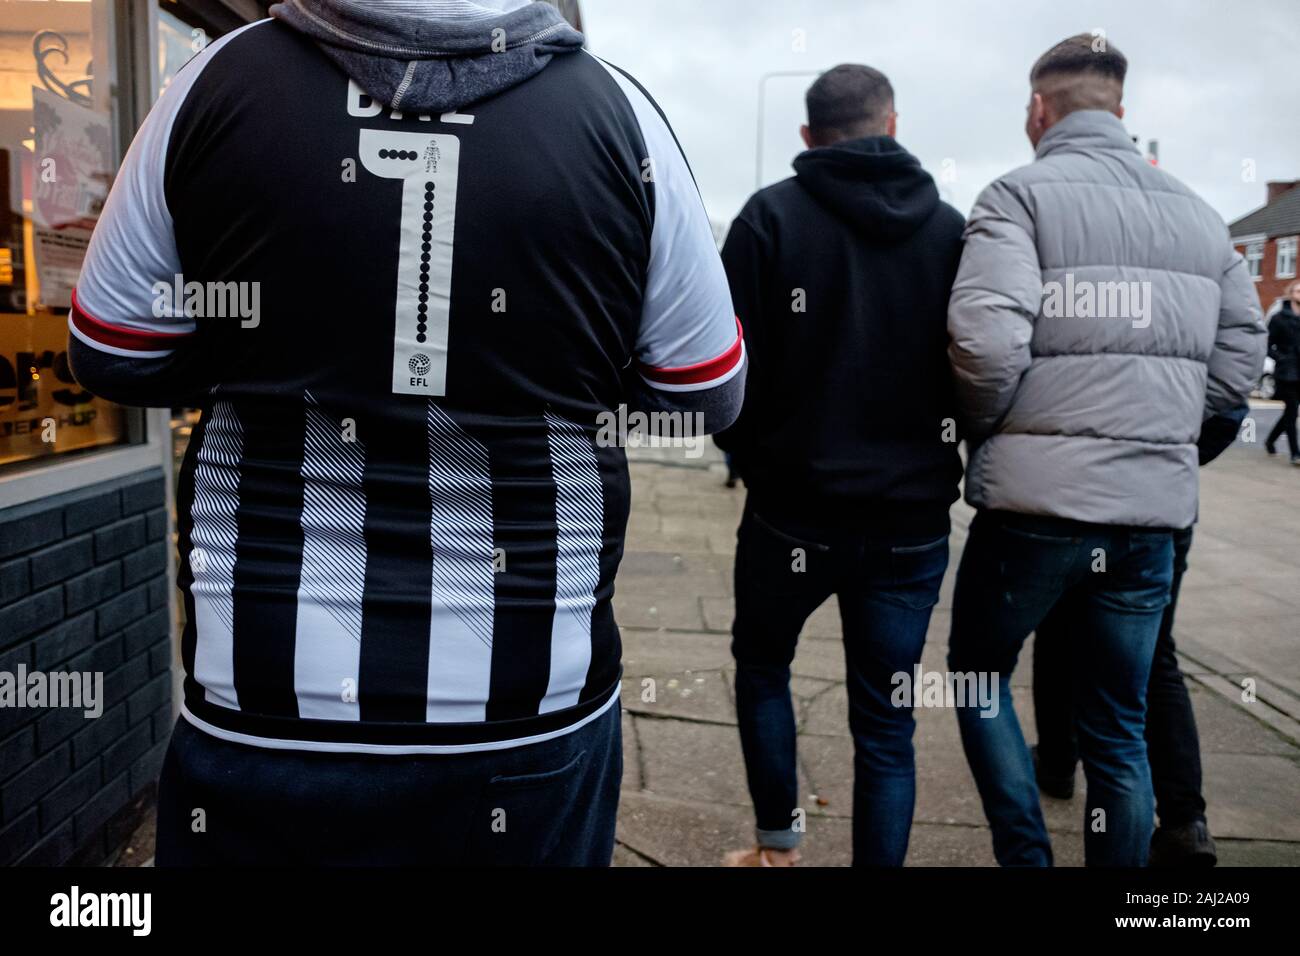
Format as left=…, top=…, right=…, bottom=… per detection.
left=1265, top=441, right=1277, bottom=455
left=1031, top=744, right=1075, bottom=800
left=1292, top=455, right=1300, bottom=466
left=1149, top=820, right=1217, bottom=867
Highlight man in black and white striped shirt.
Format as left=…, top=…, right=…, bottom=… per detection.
left=69, top=0, right=743, bottom=865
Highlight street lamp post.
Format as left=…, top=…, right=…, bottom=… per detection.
left=755, top=69, right=821, bottom=190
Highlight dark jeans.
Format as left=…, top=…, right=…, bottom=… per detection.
left=731, top=501, right=949, bottom=866
left=1266, top=379, right=1299, bottom=456
left=948, top=510, right=1174, bottom=867
left=156, top=701, right=622, bottom=866
left=1034, top=525, right=1206, bottom=828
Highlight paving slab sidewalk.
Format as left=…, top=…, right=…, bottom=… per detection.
left=613, top=435, right=1300, bottom=867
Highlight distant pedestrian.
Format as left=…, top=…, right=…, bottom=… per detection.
left=1265, top=279, right=1300, bottom=463
left=946, top=34, right=1265, bottom=867
left=715, top=64, right=964, bottom=866
left=724, top=451, right=741, bottom=488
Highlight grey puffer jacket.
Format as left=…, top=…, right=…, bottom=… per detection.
left=948, top=110, right=1265, bottom=529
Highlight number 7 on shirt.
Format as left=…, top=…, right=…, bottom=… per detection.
left=359, top=129, right=461, bottom=397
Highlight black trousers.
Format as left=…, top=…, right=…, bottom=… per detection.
left=1032, top=525, right=1207, bottom=828
left=155, top=701, right=622, bottom=866
left=1266, top=379, right=1300, bottom=456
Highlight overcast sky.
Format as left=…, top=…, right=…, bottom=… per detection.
left=578, top=0, right=1298, bottom=229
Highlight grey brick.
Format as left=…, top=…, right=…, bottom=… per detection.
left=93, top=515, right=147, bottom=564
left=31, top=612, right=95, bottom=670
left=0, top=726, right=36, bottom=781
left=35, top=704, right=93, bottom=755
left=63, top=489, right=120, bottom=536
left=16, top=817, right=73, bottom=865
left=102, top=721, right=152, bottom=781
left=0, top=587, right=63, bottom=650
left=68, top=635, right=124, bottom=679
left=74, top=772, right=130, bottom=845
left=120, top=476, right=164, bottom=515
left=0, top=639, right=32, bottom=676
left=127, top=674, right=170, bottom=727
left=0, top=695, right=28, bottom=739
left=123, top=608, right=169, bottom=658
left=97, top=584, right=149, bottom=638
left=122, top=542, right=167, bottom=588
left=129, top=740, right=168, bottom=794
left=147, top=575, right=170, bottom=611
left=145, top=507, right=169, bottom=543
left=151, top=704, right=175, bottom=743
left=0, top=508, right=62, bottom=560
left=29, top=534, right=93, bottom=589
left=71, top=702, right=128, bottom=769
left=38, top=761, right=101, bottom=834
left=104, top=789, right=149, bottom=854
left=64, top=564, right=121, bottom=615
left=0, top=557, right=29, bottom=603
left=0, top=743, right=69, bottom=822
left=0, top=808, right=40, bottom=866
left=68, top=828, right=107, bottom=866
left=103, top=654, right=150, bottom=710
left=149, top=639, right=172, bottom=676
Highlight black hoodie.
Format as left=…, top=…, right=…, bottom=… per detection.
left=714, top=136, right=964, bottom=533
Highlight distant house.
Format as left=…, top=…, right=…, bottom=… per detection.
left=1229, top=180, right=1300, bottom=315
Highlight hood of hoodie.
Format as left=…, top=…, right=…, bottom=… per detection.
left=791, top=136, right=939, bottom=241
left=269, top=0, right=585, bottom=113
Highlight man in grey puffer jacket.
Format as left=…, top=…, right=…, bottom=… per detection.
left=946, top=34, right=1265, bottom=867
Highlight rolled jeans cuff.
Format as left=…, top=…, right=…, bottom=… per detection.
left=755, top=825, right=802, bottom=851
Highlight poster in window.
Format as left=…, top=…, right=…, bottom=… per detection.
left=30, top=85, right=112, bottom=311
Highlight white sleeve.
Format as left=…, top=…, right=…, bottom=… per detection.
left=69, top=20, right=267, bottom=358
left=591, top=56, right=743, bottom=392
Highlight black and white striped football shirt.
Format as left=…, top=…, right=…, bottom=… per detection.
left=69, top=19, right=742, bottom=752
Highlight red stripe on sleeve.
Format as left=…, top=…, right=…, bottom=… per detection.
left=638, top=317, right=744, bottom=387
left=70, top=288, right=193, bottom=353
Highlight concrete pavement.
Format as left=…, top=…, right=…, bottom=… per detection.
left=611, top=419, right=1300, bottom=867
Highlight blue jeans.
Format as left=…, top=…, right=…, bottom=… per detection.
left=1034, top=525, right=1208, bottom=829
left=156, top=701, right=622, bottom=865
left=731, top=501, right=949, bottom=866
left=948, top=510, right=1174, bottom=867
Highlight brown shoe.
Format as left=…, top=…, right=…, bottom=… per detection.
left=722, top=846, right=801, bottom=867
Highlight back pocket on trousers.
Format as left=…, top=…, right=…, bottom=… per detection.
left=468, top=749, right=588, bottom=866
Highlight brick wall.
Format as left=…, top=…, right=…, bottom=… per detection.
left=1235, top=237, right=1299, bottom=312
left=0, top=469, right=173, bottom=865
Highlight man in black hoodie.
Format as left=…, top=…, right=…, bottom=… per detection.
left=715, top=65, right=964, bottom=866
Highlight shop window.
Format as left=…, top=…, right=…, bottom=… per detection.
left=0, top=0, right=137, bottom=469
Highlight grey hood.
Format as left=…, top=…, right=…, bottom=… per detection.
left=269, top=0, right=584, bottom=112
